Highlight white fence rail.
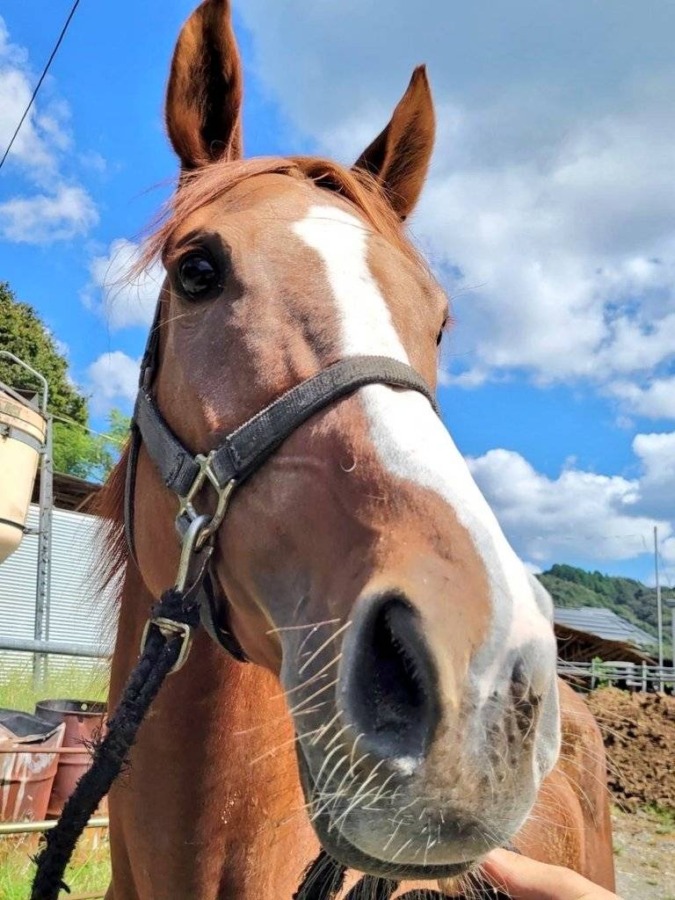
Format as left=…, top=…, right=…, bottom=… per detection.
left=558, top=659, right=675, bottom=692
left=2, top=642, right=673, bottom=692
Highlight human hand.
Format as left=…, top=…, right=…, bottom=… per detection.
left=481, top=848, right=622, bottom=900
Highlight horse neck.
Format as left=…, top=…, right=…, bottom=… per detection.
left=108, top=561, right=318, bottom=897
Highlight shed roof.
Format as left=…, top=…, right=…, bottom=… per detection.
left=32, top=470, right=102, bottom=513
left=554, top=607, right=656, bottom=649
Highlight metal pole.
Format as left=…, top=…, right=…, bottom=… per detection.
left=0, top=352, right=49, bottom=413
left=654, top=526, right=664, bottom=691
left=0, top=637, right=107, bottom=658
left=0, top=816, right=108, bottom=836
left=34, top=411, right=54, bottom=688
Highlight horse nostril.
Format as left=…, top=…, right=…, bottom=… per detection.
left=510, top=657, right=542, bottom=735
left=343, top=594, right=439, bottom=764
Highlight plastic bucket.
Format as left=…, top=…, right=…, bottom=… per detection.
left=0, top=389, right=46, bottom=564
left=0, top=709, right=65, bottom=822
left=34, top=700, right=107, bottom=817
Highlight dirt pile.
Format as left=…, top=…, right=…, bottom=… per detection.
left=586, top=687, right=675, bottom=811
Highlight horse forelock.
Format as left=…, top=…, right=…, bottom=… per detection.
left=135, top=154, right=427, bottom=278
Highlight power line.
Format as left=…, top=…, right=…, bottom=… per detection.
left=51, top=411, right=127, bottom=447
left=0, top=0, right=81, bottom=173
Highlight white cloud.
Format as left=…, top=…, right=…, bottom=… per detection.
left=237, top=1, right=675, bottom=412
left=0, top=16, right=71, bottom=180
left=662, top=537, right=675, bottom=566
left=0, top=16, right=98, bottom=244
left=631, top=432, right=675, bottom=522
left=418, top=103, right=675, bottom=388
left=0, top=185, right=98, bottom=244
left=83, top=238, right=164, bottom=330
left=87, top=351, right=139, bottom=415
left=467, top=445, right=672, bottom=566
left=610, top=378, right=675, bottom=420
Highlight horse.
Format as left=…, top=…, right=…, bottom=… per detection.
left=98, top=1, right=615, bottom=896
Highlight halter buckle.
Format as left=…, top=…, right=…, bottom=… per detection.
left=176, top=451, right=236, bottom=549
left=140, top=617, right=193, bottom=674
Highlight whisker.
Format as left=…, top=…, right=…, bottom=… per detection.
left=390, top=837, right=413, bottom=862
left=231, top=702, right=328, bottom=736
left=265, top=618, right=340, bottom=635
left=287, top=678, right=339, bottom=717
left=298, top=621, right=352, bottom=675
left=271, top=652, right=342, bottom=701
left=311, top=710, right=341, bottom=747
left=248, top=727, right=324, bottom=766
left=324, top=723, right=351, bottom=752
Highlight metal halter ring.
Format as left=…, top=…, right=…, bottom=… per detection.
left=175, top=514, right=214, bottom=592
left=175, top=451, right=237, bottom=549
left=139, top=515, right=214, bottom=675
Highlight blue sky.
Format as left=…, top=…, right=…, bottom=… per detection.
left=1, top=1, right=674, bottom=585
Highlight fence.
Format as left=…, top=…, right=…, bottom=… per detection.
left=3, top=640, right=674, bottom=693
left=558, top=659, right=675, bottom=692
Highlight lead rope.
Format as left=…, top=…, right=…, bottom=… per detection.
left=30, top=586, right=202, bottom=900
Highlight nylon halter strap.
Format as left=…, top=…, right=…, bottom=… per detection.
left=125, top=298, right=439, bottom=665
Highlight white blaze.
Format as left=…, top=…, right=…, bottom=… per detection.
left=293, top=206, right=555, bottom=699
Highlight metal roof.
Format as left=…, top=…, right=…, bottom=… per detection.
left=32, top=470, right=101, bottom=512
left=554, top=607, right=656, bottom=649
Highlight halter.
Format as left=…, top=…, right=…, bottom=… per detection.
left=124, top=295, right=439, bottom=668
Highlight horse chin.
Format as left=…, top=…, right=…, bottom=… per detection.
left=295, top=747, right=477, bottom=881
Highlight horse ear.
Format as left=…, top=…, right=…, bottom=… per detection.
left=165, top=0, right=243, bottom=169
left=353, top=66, right=435, bottom=220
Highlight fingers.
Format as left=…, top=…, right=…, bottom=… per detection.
left=481, top=849, right=621, bottom=900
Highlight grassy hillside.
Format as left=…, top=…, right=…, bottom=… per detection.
left=537, top=563, right=674, bottom=642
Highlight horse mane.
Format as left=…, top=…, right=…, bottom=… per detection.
left=96, top=154, right=427, bottom=597
left=92, top=446, right=131, bottom=599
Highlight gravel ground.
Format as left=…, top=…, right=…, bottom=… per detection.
left=612, top=807, right=675, bottom=900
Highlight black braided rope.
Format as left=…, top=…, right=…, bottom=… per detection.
left=293, top=856, right=509, bottom=899
left=30, top=588, right=201, bottom=900
left=294, top=850, right=347, bottom=900
left=344, top=874, right=398, bottom=898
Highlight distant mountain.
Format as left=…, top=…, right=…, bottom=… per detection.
left=536, top=563, right=674, bottom=641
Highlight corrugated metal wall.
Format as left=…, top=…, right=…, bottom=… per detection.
left=0, top=507, right=37, bottom=643
left=0, top=505, right=115, bottom=674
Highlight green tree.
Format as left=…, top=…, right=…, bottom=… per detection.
left=0, top=281, right=129, bottom=480
left=538, top=563, right=674, bottom=645
left=53, top=410, right=129, bottom=481
left=0, top=282, right=87, bottom=424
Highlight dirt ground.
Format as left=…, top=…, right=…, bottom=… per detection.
left=587, top=688, right=675, bottom=810
left=582, top=688, right=675, bottom=899
left=612, top=807, right=675, bottom=900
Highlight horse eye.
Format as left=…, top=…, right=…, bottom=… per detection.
left=177, top=252, right=219, bottom=299
left=437, top=318, right=448, bottom=346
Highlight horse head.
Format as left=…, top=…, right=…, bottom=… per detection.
left=131, top=0, right=561, bottom=879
